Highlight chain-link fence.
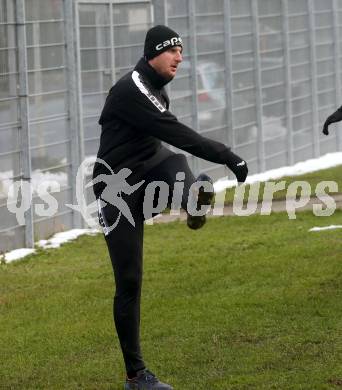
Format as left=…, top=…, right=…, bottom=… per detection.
left=0, top=0, right=342, bottom=252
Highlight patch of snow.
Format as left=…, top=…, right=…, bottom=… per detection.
left=309, top=225, right=342, bottom=232
left=0, top=228, right=100, bottom=264
left=37, top=228, right=99, bottom=249
left=0, top=248, right=36, bottom=264
left=214, top=152, right=342, bottom=192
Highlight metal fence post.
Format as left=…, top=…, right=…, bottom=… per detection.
left=153, top=0, right=172, bottom=103
left=332, top=0, right=342, bottom=151
left=74, top=0, right=86, bottom=227
left=223, top=0, right=234, bottom=178
left=152, top=0, right=167, bottom=25
left=109, top=0, right=116, bottom=85
left=7, top=0, right=20, bottom=181
left=308, top=0, right=320, bottom=158
left=75, top=0, right=85, bottom=165
left=64, top=0, right=82, bottom=228
left=281, top=0, right=294, bottom=166
left=16, top=0, right=34, bottom=248
left=188, top=0, right=200, bottom=175
left=251, top=0, right=265, bottom=172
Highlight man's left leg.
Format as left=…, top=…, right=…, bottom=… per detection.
left=99, top=198, right=146, bottom=375
left=144, top=154, right=214, bottom=228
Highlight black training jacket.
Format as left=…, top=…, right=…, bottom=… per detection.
left=92, top=57, right=233, bottom=198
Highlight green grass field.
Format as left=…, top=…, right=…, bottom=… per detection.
left=1, top=209, right=342, bottom=389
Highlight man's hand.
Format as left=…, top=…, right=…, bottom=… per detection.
left=226, top=150, right=248, bottom=183
left=322, top=106, right=342, bottom=135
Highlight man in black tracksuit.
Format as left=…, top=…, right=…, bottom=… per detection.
left=93, top=25, right=248, bottom=390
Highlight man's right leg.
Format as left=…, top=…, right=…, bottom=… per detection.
left=99, top=199, right=146, bottom=376
left=99, top=193, right=174, bottom=389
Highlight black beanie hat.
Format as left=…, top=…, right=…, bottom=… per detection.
left=144, top=25, right=183, bottom=60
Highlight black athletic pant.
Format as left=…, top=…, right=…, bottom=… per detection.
left=98, top=154, right=196, bottom=373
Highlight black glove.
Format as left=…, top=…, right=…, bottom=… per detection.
left=226, top=149, right=248, bottom=183
left=322, top=106, right=342, bottom=135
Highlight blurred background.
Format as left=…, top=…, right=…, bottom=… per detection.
left=1, top=0, right=342, bottom=251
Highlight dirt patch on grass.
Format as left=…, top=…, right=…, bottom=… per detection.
left=328, top=379, right=342, bottom=386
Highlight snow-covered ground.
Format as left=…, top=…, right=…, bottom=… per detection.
left=1, top=152, right=342, bottom=264
left=214, top=152, right=342, bottom=192
left=37, top=228, right=99, bottom=249
left=2, top=248, right=37, bottom=263
left=0, top=229, right=99, bottom=264
left=309, top=225, right=342, bottom=232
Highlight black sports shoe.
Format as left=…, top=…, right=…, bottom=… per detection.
left=124, top=369, right=173, bottom=390
left=187, top=173, right=214, bottom=230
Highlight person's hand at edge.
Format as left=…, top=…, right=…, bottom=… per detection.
left=322, top=106, right=342, bottom=135
left=226, top=149, right=248, bottom=183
